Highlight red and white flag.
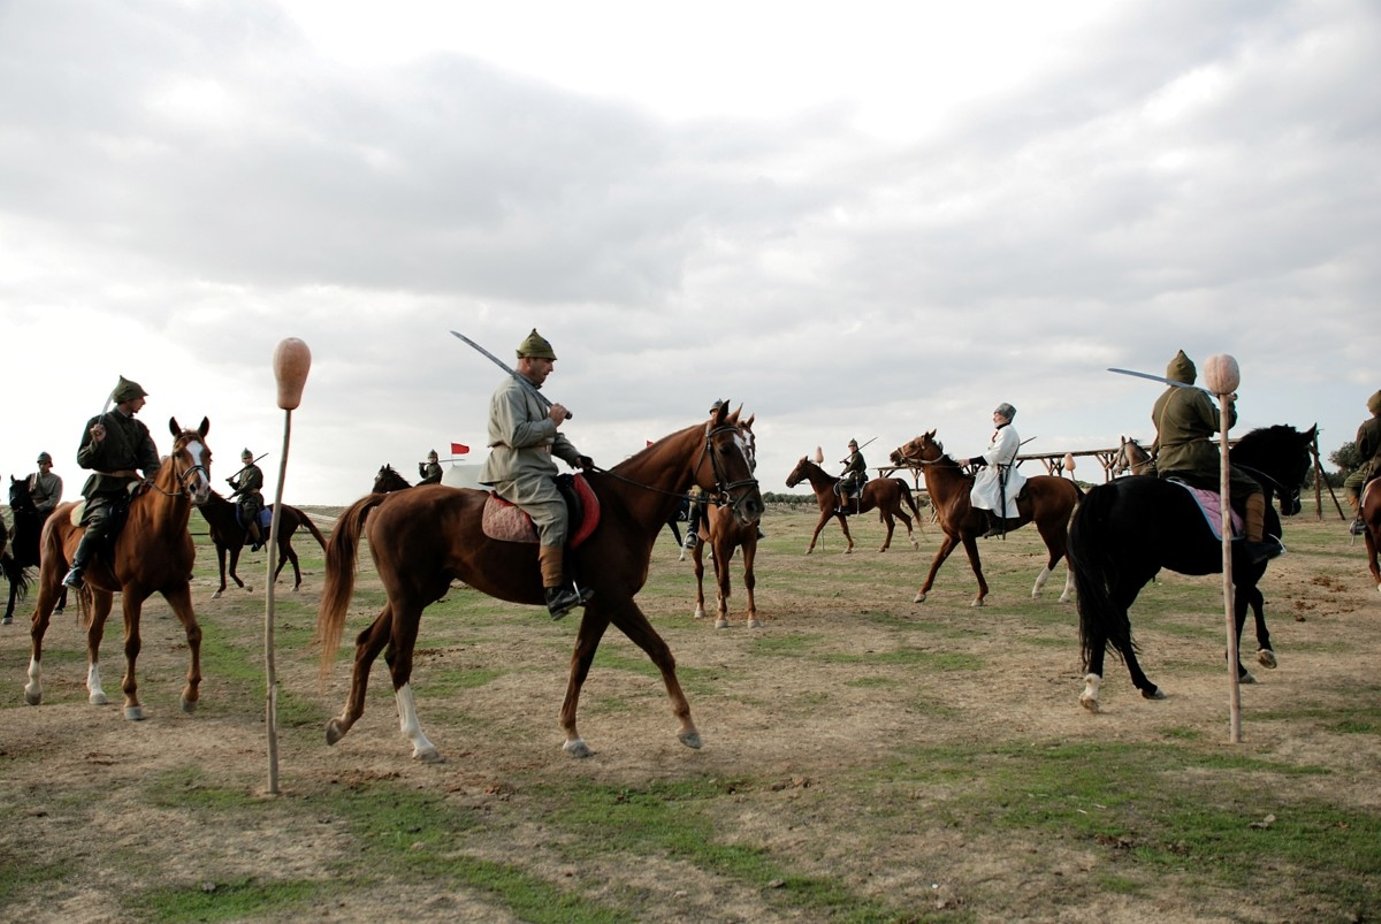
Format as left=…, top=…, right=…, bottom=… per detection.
left=451, top=442, right=469, bottom=456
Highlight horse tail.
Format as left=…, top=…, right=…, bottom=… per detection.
left=316, top=494, right=385, bottom=683
left=1067, top=482, right=1132, bottom=671
left=0, top=549, right=28, bottom=602
left=894, top=479, right=921, bottom=519
left=293, top=506, right=329, bottom=550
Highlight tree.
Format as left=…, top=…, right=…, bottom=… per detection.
left=1329, top=441, right=1361, bottom=474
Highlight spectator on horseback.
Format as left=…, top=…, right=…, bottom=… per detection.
left=478, top=328, right=594, bottom=620
left=228, top=448, right=266, bottom=551
left=63, top=376, right=161, bottom=589
left=967, top=403, right=1027, bottom=538
left=836, top=439, right=868, bottom=513
left=28, top=452, right=63, bottom=519
left=1150, top=349, right=1281, bottom=564
left=418, top=449, right=443, bottom=485
left=1343, top=389, right=1381, bottom=536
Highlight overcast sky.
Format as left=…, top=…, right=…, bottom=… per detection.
left=3, top=0, right=1377, bottom=504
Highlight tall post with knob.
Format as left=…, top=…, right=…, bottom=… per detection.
left=265, top=338, right=311, bottom=793
left=1204, top=353, right=1242, bottom=743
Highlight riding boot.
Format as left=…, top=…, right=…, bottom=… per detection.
left=63, top=529, right=100, bottom=588
left=1347, top=491, right=1366, bottom=535
left=247, top=521, right=264, bottom=552
left=538, top=544, right=582, bottom=620
left=1240, top=491, right=1282, bottom=565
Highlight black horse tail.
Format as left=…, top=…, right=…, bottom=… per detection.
left=1, top=548, right=29, bottom=604
left=1068, top=482, right=1133, bottom=672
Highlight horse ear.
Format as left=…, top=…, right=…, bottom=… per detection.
left=198, top=417, right=210, bottom=438
left=744, top=414, right=755, bottom=429
left=169, top=417, right=181, bottom=437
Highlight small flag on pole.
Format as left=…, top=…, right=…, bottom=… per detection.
left=451, top=442, right=469, bottom=456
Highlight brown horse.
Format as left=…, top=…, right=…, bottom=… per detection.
left=784, top=457, right=921, bottom=554
left=198, top=491, right=328, bottom=597
left=890, top=430, right=1082, bottom=606
left=1114, top=436, right=1155, bottom=476
left=315, top=402, right=763, bottom=762
left=1362, top=477, right=1381, bottom=593
left=689, top=415, right=761, bottom=628
left=25, top=418, right=213, bottom=720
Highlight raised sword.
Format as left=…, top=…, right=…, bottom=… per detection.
left=450, top=330, right=572, bottom=419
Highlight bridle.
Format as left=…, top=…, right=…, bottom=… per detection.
left=891, top=437, right=954, bottom=469
left=147, top=435, right=212, bottom=503
left=590, top=422, right=759, bottom=509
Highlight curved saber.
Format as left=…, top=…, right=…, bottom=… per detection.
left=1107, top=367, right=1197, bottom=389
left=450, top=330, right=572, bottom=419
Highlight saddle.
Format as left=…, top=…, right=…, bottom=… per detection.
left=481, top=474, right=600, bottom=546
left=234, top=506, right=272, bottom=533
left=1167, top=478, right=1243, bottom=541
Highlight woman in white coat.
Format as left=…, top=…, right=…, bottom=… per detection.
left=966, top=403, right=1026, bottom=537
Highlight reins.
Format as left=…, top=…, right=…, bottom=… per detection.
left=587, top=423, right=758, bottom=508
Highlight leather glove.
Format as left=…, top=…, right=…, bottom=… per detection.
left=576, top=454, right=595, bottom=471
left=969, top=456, right=988, bottom=467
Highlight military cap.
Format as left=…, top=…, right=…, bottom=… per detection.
left=516, top=329, right=556, bottom=360
left=1368, top=389, right=1381, bottom=415
left=1165, top=350, right=1197, bottom=385
left=993, top=403, right=1017, bottom=421
left=848, top=439, right=859, bottom=448
left=427, top=449, right=439, bottom=461
left=37, top=451, right=52, bottom=464
left=111, top=375, right=148, bottom=403
left=241, top=448, right=254, bottom=459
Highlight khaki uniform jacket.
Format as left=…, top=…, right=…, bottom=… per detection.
left=418, top=462, right=443, bottom=485
left=76, top=410, right=160, bottom=499
left=478, top=375, right=581, bottom=485
left=231, top=464, right=265, bottom=516
left=29, top=471, right=63, bottom=514
left=1151, top=386, right=1233, bottom=478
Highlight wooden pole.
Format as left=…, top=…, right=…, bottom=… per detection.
left=1206, top=354, right=1242, bottom=744
left=265, top=338, right=312, bottom=795
left=1309, top=435, right=1347, bottom=521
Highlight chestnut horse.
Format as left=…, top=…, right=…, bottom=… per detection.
left=689, top=415, right=761, bottom=628
left=198, top=490, right=328, bottom=597
left=890, top=430, right=1082, bottom=606
left=1361, top=477, right=1381, bottom=592
left=784, top=457, right=921, bottom=554
left=1114, top=436, right=1155, bottom=476
left=25, top=418, right=213, bottom=720
left=316, top=403, right=763, bottom=762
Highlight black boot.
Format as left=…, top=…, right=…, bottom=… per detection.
left=64, top=530, right=99, bottom=588
left=1240, top=537, right=1284, bottom=565
left=544, top=586, right=582, bottom=621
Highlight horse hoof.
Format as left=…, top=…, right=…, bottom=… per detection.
left=413, top=747, right=444, bottom=764
left=212, top=590, right=223, bottom=599
left=563, top=738, right=593, bottom=758
left=89, top=692, right=108, bottom=706
left=693, top=607, right=706, bottom=620
left=1141, top=687, right=1166, bottom=701
left=912, top=592, right=927, bottom=604
left=2, top=616, right=11, bottom=626
left=1079, top=694, right=1100, bottom=713
left=124, top=705, right=145, bottom=721
left=1257, top=649, right=1277, bottom=669
left=971, top=598, right=985, bottom=608
left=244, top=585, right=254, bottom=594
left=24, top=688, right=41, bottom=706
left=326, top=719, right=347, bottom=746
left=1238, top=671, right=1256, bottom=684
left=747, top=618, right=763, bottom=629
left=714, top=618, right=729, bottom=629
left=679, top=730, right=703, bottom=750
left=181, top=697, right=198, bottom=714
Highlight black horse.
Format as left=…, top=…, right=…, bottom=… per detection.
left=1069, top=424, right=1316, bottom=711
left=5, top=476, right=65, bottom=624
left=198, top=490, right=328, bottom=597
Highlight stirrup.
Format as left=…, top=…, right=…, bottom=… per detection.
left=62, top=567, right=84, bottom=589
left=1350, top=517, right=1367, bottom=537
left=544, top=586, right=582, bottom=620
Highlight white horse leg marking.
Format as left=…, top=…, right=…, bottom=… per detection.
left=1058, top=570, right=1075, bottom=604
left=1032, top=566, right=1052, bottom=598
left=394, top=683, right=440, bottom=762
left=1079, top=673, right=1102, bottom=713
left=24, top=657, right=43, bottom=705
left=87, top=662, right=108, bottom=705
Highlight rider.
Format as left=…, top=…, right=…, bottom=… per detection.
left=418, top=450, right=443, bottom=485
left=28, top=451, right=63, bottom=519
left=967, top=403, right=1027, bottom=538
left=478, top=328, right=594, bottom=620
left=1150, top=349, right=1281, bottom=564
left=682, top=400, right=766, bottom=552
left=836, top=438, right=868, bottom=513
left=63, top=376, right=161, bottom=589
left=1343, top=389, right=1381, bottom=535
left=228, top=448, right=266, bottom=551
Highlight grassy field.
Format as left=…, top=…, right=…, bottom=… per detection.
left=0, top=503, right=1377, bottom=922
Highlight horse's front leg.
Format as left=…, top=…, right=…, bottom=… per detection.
left=742, top=541, right=760, bottom=629
left=118, top=591, right=146, bottom=720
left=914, top=532, right=961, bottom=603
left=326, top=605, right=393, bottom=748
left=560, top=607, right=614, bottom=757
left=713, top=542, right=732, bottom=629
left=601, top=600, right=702, bottom=753
left=81, top=591, right=114, bottom=707
left=806, top=509, right=832, bottom=554
left=691, top=543, right=708, bottom=620
left=162, top=582, right=203, bottom=712
left=213, top=545, right=229, bottom=598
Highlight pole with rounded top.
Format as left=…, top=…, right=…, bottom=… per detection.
left=265, top=338, right=311, bottom=794
left=1204, top=353, right=1242, bottom=743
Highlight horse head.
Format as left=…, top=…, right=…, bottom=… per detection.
left=891, top=430, right=944, bottom=467
left=373, top=464, right=411, bottom=493
left=168, top=417, right=213, bottom=506
left=1231, top=423, right=1316, bottom=518
left=784, top=455, right=812, bottom=489
left=700, top=400, right=763, bottom=526
left=8, top=475, right=35, bottom=512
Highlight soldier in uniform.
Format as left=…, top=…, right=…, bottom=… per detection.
left=1343, top=389, right=1381, bottom=535
left=228, top=448, right=266, bottom=551
left=967, top=403, right=1027, bottom=538
left=418, top=450, right=443, bottom=485
left=836, top=439, right=868, bottom=513
left=478, top=329, right=594, bottom=620
left=29, top=451, right=63, bottom=519
left=1149, top=350, right=1280, bottom=564
left=63, top=376, right=162, bottom=589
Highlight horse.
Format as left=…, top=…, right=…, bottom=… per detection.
left=7, top=477, right=70, bottom=624
left=198, top=490, right=328, bottom=597
left=1068, top=424, right=1315, bottom=711
left=1114, top=436, right=1155, bottom=476
left=890, top=431, right=1083, bottom=606
left=0, top=517, right=28, bottom=625
left=372, top=464, right=412, bottom=493
left=784, top=457, right=921, bottom=554
left=24, top=417, right=214, bottom=720
left=689, top=415, right=761, bottom=628
left=316, top=402, right=763, bottom=762
left=1358, top=476, right=1381, bottom=592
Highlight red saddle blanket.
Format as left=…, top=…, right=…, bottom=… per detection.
left=1168, top=479, right=1243, bottom=541
left=481, top=475, right=600, bottom=546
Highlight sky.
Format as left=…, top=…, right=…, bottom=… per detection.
left=2, top=0, right=1378, bottom=504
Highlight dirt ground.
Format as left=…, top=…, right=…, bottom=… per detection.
left=0, top=505, right=1377, bottom=922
